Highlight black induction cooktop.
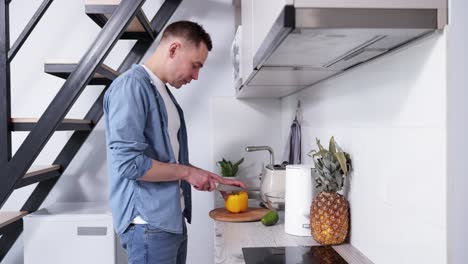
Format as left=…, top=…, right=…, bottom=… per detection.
left=242, top=246, right=348, bottom=264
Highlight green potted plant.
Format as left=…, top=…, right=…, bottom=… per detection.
left=217, top=158, right=244, bottom=177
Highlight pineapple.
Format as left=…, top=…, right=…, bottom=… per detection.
left=308, top=136, right=352, bottom=245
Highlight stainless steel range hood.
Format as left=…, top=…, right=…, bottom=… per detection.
left=238, top=6, right=443, bottom=98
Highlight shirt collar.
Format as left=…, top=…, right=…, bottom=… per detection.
left=141, top=64, right=166, bottom=91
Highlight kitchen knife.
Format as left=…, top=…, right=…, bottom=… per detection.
left=215, top=183, right=259, bottom=193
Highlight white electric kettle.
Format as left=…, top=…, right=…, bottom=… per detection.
left=259, top=164, right=286, bottom=203
left=245, top=146, right=286, bottom=204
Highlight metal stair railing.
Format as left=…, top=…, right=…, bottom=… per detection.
left=1, top=0, right=54, bottom=165
left=0, top=0, right=146, bottom=208
left=0, top=0, right=183, bottom=261
left=20, top=0, right=183, bottom=214
left=1, top=0, right=12, bottom=165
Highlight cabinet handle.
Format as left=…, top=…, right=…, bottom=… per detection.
left=77, top=226, right=108, bottom=236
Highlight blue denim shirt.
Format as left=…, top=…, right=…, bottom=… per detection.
left=104, top=64, right=192, bottom=235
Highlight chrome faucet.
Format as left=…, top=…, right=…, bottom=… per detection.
left=245, top=146, right=275, bottom=166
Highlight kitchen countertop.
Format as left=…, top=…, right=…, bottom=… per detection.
left=213, top=195, right=373, bottom=264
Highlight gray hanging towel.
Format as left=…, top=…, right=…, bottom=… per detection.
left=283, top=102, right=302, bottom=164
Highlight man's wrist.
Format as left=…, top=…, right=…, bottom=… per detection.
left=179, top=164, right=191, bottom=180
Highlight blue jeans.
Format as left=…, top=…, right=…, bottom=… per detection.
left=119, top=222, right=187, bottom=264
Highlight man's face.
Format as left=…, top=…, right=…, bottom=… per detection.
left=167, top=40, right=209, bottom=88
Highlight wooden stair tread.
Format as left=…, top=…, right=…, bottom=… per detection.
left=85, top=1, right=153, bottom=36
left=44, top=62, right=119, bottom=85
left=11, top=118, right=94, bottom=131
left=24, top=165, right=61, bottom=179
left=86, top=0, right=121, bottom=4
left=12, top=118, right=92, bottom=124
left=44, top=61, right=118, bottom=73
left=103, top=14, right=145, bottom=32
left=44, top=60, right=119, bottom=78
left=14, top=165, right=62, bottom=189
left=0, top=212, right=28, bottom=229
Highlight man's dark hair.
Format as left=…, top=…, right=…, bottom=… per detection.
left=162, top=20, right=213, bottom=51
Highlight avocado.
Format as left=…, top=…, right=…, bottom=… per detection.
left=261, top=210, right=279, bottom=226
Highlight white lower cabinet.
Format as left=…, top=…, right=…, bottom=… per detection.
left=24, top=202, right=126, bottom=264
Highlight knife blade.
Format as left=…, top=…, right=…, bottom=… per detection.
left=215, top=183, right=259, bottom=193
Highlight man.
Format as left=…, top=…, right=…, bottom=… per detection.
left=104, top=20, right=245, bottom=264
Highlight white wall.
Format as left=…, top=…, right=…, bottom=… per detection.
left=281, top=32, right=447, bottom=263
left=4, top=0, right=236, bottom=263
left=447, top=0, right=468, bottom=263
left=212, top=97, right=282, bottom=188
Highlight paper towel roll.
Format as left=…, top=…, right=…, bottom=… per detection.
left=284, top=164, right=314, bottom=236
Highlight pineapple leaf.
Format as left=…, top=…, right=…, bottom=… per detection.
left=316, top=138, right=325, bottom=151
left=312, top=149, right=329, bottom=158
left=345, top=152, right=352, bottom=171
left=322, top=158, right=331, bottom=171
left=334, top=152, right=348, bottom=176
left=335, top=172, right=343, bottom=190
left=329, top=136, right=337, bottom=154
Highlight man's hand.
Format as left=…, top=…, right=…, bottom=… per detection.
left=185, top=167, right=246, bottom=192
left=215, top=175, right=246, bottom=189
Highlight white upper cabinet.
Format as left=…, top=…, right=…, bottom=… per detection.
left=252, top=0, right=292, bottom=55
left=239, top=0, right=253, bottom=85
left=235, top=0, right=448, bottom=98
left=240, top=0, right=292, bottom=85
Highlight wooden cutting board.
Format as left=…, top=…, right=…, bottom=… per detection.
left=209, top=207, right=270, bottom=222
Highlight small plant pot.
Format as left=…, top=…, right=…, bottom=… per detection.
left=222, top=175, right=239, bottom=180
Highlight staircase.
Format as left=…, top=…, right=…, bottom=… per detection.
left=0, top=0, right=182, bottom=261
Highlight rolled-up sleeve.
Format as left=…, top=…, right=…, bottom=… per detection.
left=104, top=77, right=153, bottom=180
